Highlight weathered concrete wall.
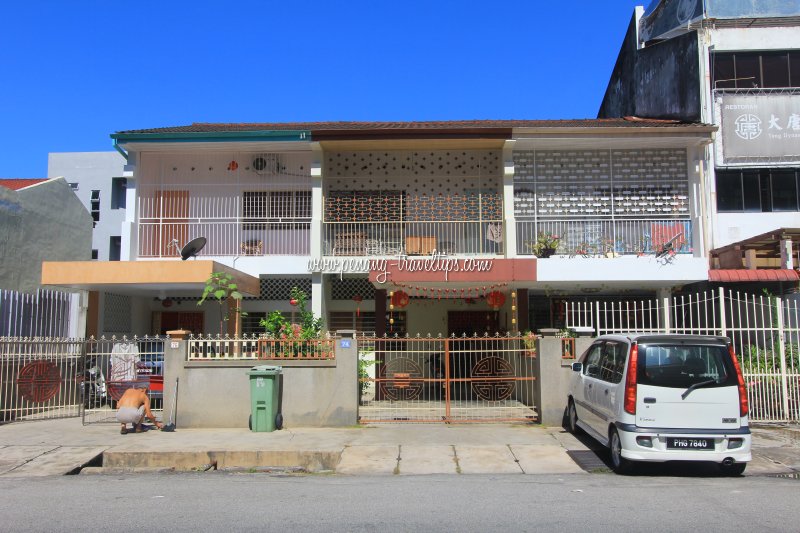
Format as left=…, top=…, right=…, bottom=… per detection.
left=534, top=337, right=593, bottom=426
left=0, top=178, right=91, bottom=292
left=163, top=332, right=358, bottom=428
left=599, top=27, right=700, bottom=121
left=598, top=12, right=639, bottom=119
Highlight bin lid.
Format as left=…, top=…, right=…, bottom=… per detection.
left=247, top=365, right=282, bottom=375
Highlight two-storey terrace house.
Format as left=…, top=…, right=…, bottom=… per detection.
left=42, top=120, right=715, bottom=339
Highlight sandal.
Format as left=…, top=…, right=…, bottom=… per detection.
left=120, top=427, right=128, bottom=435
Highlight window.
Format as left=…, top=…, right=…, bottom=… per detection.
left=91, top=249, right=98, bottom=260
left=716, top=168, right=800, bottom=212
left=242, top=191, right=311, bottom=230
left=712, top=50, right=800, bottom=89
left=111, top=177, right=127, bottom=210
left=582, top=344, right=604, bottom=378
left=599, top=341, right=626, bottom=384
left=328, top=311, right=377, bottom=333
left=90, top=190, right=100, bottom=225
left=68, top=182, right=79, bottom=191
left=638, top=344, right=733, bottom=389
left=109, top=236, right=121, bottom=261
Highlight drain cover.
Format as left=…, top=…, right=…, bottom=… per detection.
left=567, top=450, right=610, bottom=472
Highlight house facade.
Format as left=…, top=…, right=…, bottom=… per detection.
left=599, top=0, right=800, bottom=275
left=42, top=120, right=715, bottom=338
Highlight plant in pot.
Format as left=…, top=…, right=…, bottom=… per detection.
left=529, top=232, right=560, bottom=258
left=522, top=330, right=537, bottom=357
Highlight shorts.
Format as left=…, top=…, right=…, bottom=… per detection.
left=116, top=405, right=145, bottom=425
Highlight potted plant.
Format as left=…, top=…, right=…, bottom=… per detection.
left=522, top=330, right=537, bottom=357
left=528, top=232, right=560, bottom=258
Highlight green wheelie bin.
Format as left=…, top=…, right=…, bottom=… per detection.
left=247, top=365, right=283, bottom=432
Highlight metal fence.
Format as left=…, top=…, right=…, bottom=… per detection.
left=357, top=333, right=537, bottom=424
left=566, top=287, right=800, bottom=423
left=1, top=337, right=84, bottom=423
left=0, top=289, right=76, bottom=337
left=80, top=336, right=167, bottom=425
left=186, top=333, right=337, bottom=361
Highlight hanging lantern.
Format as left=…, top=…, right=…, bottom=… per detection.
left=353, top=294, right=363, bottom=317
left=227, top=160, right=239, bottom=171
left=486, top=291, right=506, bottom=310
left=391, top=290, right=410, bottom=308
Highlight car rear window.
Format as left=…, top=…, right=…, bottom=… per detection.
left=637, top=343, right=736, bottom=388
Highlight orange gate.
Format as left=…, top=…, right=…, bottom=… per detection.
left=358, top=334, right=538, bottom=423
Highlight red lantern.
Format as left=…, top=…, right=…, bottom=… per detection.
left=391, top=290, right=410, bottom=308
left=486, top=291, right=506, bottom=310
left=289, top=298, right=299, bottom=306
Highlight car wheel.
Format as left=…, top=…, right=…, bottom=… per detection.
left=719, top=462, right=746, bottom=476
left=567, top=400, right=581, bottom=434
left=609, top=428, right=634, bottom=475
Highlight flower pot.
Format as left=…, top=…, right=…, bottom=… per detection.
left=538, top=247, right=556, bottom=258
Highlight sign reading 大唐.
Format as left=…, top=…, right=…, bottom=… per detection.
left=719, top=93, right=800, bottom=165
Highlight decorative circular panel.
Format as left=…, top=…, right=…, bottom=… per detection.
left=470, top=356, right=515, bottom=401
left=17, top=361, right=62, bottom=403
left=379, top=357, right=423, bottom=401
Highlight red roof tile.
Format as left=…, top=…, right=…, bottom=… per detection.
left=709, top=269, right=800, bottom=282
left=116, top=118, right=712, bottom=135
left=0, top=179, right=48, bottom=190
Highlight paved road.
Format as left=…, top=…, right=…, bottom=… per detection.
left=1, top=472, right=798, bottom=532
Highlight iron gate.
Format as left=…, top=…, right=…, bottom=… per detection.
left=1, top=337, right=84, bottom=423
left=358, top=334, right=537, bottom=423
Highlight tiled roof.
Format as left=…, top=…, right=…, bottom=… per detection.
left=709, top=269, right=800, bottom=283
left=116, top=117, right=710, bottom=135
left=0, top=179, right=48, bottom=190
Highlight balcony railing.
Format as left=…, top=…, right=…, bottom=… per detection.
left=322, top=221, right=505, bottom=256
left=138, top=221, right=310, bottom=258
left=516, top=219, right=692, bottom=256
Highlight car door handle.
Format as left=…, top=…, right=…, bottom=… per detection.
left=604, top=390, right=609, bottom=395
left=644, top=397, right=656, bottom=404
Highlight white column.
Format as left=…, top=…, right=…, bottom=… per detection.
left=657, top=288, right=672, bottom=333
left=311, top=272, right=326, bottom=325
left=121, top=151, right=138, bottom=261
left=310, top=142, right=323, bottom=258
left=780, top=238, right=793, bottom=269
left=502, top=140, right=517, bottom=258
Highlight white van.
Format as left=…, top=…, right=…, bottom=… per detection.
left=566, top=334, right=751, bottom=475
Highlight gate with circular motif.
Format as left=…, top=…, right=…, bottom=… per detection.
left=360, top=335, right=538, bottom=423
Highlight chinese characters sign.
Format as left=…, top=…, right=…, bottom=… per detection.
left=719, top=93, right=800, bottom=165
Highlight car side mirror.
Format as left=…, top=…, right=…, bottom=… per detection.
left=571, top=362, right=582, bottom=372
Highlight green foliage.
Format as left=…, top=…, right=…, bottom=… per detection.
left=528, top=232, right=560, bottom=256
left=198, top=272, right=247, bottom=335
left=358, top=350, right=380, bottom=399
left=259, top=287, right=325, bottom=357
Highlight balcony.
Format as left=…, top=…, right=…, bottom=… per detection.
left=516, top=219, right=692, bottom=256
left=138, top=220, right=311, bottom=258
left=323, top=192, right=504, bottom=257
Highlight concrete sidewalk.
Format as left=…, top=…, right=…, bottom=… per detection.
left=0, top=418, right=798, bottom=477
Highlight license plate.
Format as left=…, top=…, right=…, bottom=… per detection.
left=666, top=437, right=714, bottom=450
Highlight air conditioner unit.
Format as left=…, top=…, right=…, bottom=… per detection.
left=251, top=154, right=280, bottom=175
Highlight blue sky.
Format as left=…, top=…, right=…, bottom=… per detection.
left=0, top=1, right=643, bottom=178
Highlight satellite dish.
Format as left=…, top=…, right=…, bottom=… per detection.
left=180, top=237, right=207, bottom=260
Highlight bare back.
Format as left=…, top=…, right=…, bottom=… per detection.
left=117, top=388, right=147, bottom=409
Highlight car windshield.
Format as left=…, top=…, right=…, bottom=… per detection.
left=637, top=343, right=735, bottom=389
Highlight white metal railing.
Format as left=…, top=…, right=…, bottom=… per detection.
left=516, top=218, right=692, bottom=256
left=322, top=221, right=504, bottom=256
left=565, top=288, right=800, bottom=423
left=186, top=333, right=336, bottom=361
left=138, top=221, right=311, bottom=257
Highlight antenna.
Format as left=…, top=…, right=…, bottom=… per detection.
left=180, top=237, right=207, bottom=260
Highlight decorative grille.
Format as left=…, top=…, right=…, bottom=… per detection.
left=103, top=293, right=132, bottom=335
left=331, top=278, right=376, bottom=300
left=325, top=150, right=502, bottom=178
left=257, top=278, right=312, bottom=301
